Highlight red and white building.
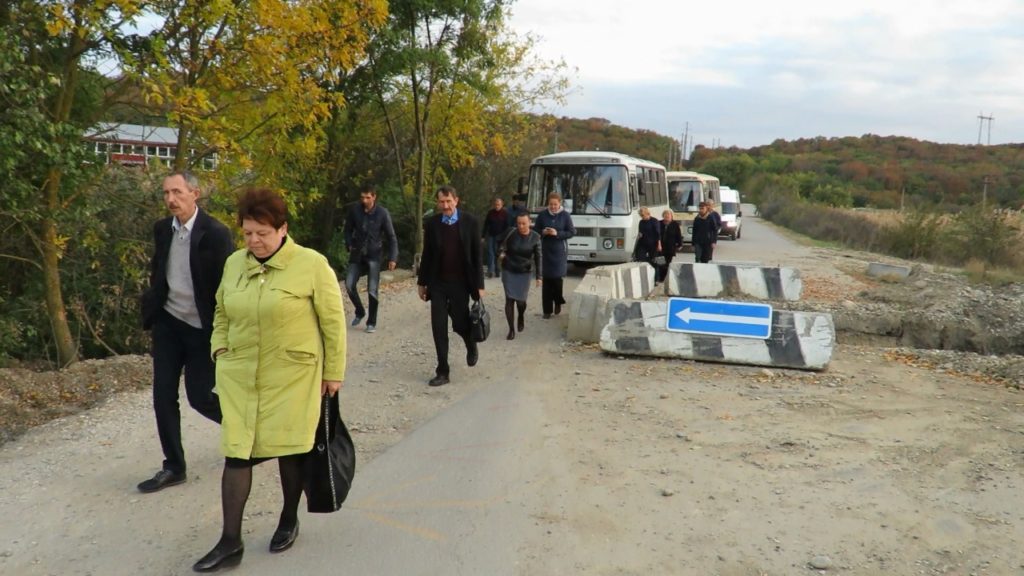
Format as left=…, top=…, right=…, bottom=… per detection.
left=84, top=122, right=217, bottom=169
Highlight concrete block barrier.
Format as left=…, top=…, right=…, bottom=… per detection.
left=599, top=299, right=835, bottom=371
left=866, top=262, right=911, bottom=280
left=665, top=262, right=802, bottom=301
left=567, top=262, right=656, bottom=343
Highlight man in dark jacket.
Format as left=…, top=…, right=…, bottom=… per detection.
left=139, top=171, right=233, bottom=493
left=344, top=185, right=399, bottom=333
left=482, top=196, right=509, bottom=278
left=417, top=185, right=485, bottom=387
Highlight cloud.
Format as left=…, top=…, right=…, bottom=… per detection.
left=509, top=0, right=1024, bottom=145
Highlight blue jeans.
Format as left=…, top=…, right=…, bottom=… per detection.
left=485, top=235, right=501, bottom=276
left=345, top=257, right=381, bottom=324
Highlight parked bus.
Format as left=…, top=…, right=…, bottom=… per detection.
left=667, top=171, right=720, bottom=244
left=525, top=151, right=669, bottom=264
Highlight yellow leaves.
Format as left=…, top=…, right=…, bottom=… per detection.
left=54, top=234, right=70, bottom=259
left=45, top=5, right=69, bottom=36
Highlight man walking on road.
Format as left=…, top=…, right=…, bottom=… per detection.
left=344, top=185, right=398, bottom=333
left=417, top=185, right=485, bottom=387
left=139, top=171, right=233, bottom=493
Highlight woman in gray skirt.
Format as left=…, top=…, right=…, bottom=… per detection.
left=498, top=213, right=542, bottom=340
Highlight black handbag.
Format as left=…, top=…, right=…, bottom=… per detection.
left=469, top=299, right=490, bottom=342
left=303, top=393, right=356, bottom=513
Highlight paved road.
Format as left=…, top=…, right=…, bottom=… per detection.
left=245, top=380, right=547, bottom=576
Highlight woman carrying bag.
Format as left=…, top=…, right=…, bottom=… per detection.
left=194, top=188, right=347, bottom=572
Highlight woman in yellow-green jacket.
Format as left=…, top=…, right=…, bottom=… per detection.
left=193, top=188, right=346, bottom=573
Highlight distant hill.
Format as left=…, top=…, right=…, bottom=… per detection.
left=530, top=116, right=678, bottom=167
left=689, top=135, right=1024, bottom=210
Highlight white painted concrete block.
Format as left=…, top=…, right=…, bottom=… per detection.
left=866, top=262, right=911, bottom=280
left=665, top=263, right=802, bottom=301
left=599, top=299, right=834, bottom=371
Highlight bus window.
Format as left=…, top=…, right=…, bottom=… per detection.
left=652, top=170, right=666, bottom=205
left=527, top=164, right=631, bottom=215
left=669, top=181, right=702, bottom=213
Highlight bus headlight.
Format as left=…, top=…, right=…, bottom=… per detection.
left=602, top=239, right=614, bottom=249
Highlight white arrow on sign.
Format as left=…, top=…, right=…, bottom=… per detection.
left=674, top=307, right=771, bottom=327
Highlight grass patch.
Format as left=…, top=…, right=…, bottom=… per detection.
left=760, top=197, right=1024, bottom=285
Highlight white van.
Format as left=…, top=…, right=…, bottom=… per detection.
left=718, top=187, right=742, bottom=240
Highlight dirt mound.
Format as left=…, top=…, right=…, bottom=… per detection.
left=0, top=355, right=150, bottom=444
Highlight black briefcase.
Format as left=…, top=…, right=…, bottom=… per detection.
left=469, top=300, right=490, bottom=342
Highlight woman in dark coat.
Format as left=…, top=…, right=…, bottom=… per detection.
left=498, top=213, right=542, bottom=339
left=659, top=209, right=683, bottom=282
left=635, top=206, right=662, bottom=267
left=691, top=201, right=719, bottom=263
left=533, top=192, right=576, bottom=318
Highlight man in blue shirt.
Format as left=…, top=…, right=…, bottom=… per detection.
left=344, top=185, right=398, bottom=333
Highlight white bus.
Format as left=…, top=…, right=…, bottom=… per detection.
left=667, top=171, right=721, bottom=244
left=525, top=151, right=669, bottom=264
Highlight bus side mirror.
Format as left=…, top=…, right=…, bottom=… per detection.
left=738, top=210, right=743, bottom=217
left=517, top=176, right=526, bottom=196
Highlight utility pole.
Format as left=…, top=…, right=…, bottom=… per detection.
left=982, top=176, right=989, bottom=207
left=681, top=122, right=690, bottom=166
left=977, top=113, right=994, bottom=145
left=553, top=125, right=560, bottom=153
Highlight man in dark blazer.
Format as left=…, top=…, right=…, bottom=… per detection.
left=417, top=185, right=485, bottom=387
left=138, top=171, right=234, bottom=493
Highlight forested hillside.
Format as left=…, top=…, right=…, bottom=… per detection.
left=690, top=135, right=1024, bottom=211
left=541, top=116, right=677, bottom=164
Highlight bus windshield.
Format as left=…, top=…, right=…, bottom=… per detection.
left=529, top=164, right=630, bottom=215
left=669, top=180, right=702, bottom=213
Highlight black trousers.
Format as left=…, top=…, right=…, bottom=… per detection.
left=428, top=281, right=471, bottom=376
left=151, top=310, right=222, bottom=474
left=541, top=277, right=565, bottom=315
left=694, top=243, right=714, bottom=263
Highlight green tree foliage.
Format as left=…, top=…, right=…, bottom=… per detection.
left=302, top=0, right=569, bottom=259
left=1, top=0, right=149, bottom=366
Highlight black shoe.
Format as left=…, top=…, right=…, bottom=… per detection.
left=466, top=341, right=478, bottom=367
left=193, top=542, right=244, bottom=572
left=269, top=520, right=299, bottom=553
left=517, top=316, right=525, bottom=332
left=138, top=469, right=186, bottom=493
left=554, top=302, right=562, bottom=315
left=506, top=330, right=515, bottom=340
left=428, top=374, right=450, bottom=387
left=542, top=313, right=551, bottom=319
left=350, top=314, right=364, bottom=327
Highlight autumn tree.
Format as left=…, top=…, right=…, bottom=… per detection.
left=359, top=0, right=568, bottom=255
left=1, top=1, right=149, bottom=366
left=131, top=0, right=386, bottom=187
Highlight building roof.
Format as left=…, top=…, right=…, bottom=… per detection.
left=84, top=122, right=179, bottom=146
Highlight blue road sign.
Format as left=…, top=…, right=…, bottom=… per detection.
left=666, top=297, right=773, bottom=339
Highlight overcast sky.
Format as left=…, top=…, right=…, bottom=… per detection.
left=507, top=0, right=1024, bottom=149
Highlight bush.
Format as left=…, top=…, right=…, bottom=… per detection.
left=761, top=196, right=1024, bottom=280
left=885, top=210, right=945, bottom=260
left=0, top=166, right=165, bottom=364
